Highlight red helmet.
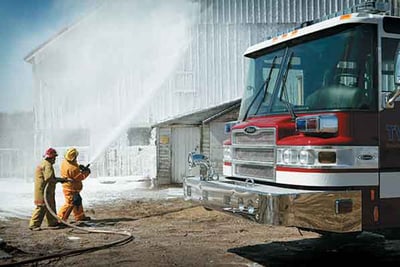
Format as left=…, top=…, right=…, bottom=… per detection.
left=44, top=148, right=58, bottom=159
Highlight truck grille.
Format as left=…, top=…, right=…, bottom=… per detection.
left=234, top=131, right=275, bottom=144
left=232, top=128, right=276, bottom=181
left=235, top=164, right=274, bottom=179
left=234, top=148, right=274, bottom=163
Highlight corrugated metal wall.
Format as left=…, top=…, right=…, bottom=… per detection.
left=151, top=0, right=399, bottom=123
left=198, top=0, right=399, bottom=24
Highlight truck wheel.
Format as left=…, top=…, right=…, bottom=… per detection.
left=376, top=228, right=400, bottom=240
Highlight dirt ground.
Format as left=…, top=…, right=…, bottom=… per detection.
left=2, top=194, right=400, bottom=266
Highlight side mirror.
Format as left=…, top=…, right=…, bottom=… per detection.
left=385, top=43, right=400, bottom=109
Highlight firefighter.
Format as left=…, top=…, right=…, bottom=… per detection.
left=29, top=148, right=63, bottom=231
left=57, top=147, right=91, bottom=222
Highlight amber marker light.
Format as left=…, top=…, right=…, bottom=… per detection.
left=370, top=189, right=375, bottom=201
left=340, top=14, right=352, bottom=20
left=318, top=151, right=336, bottom=164
left=373, top=206, right=379, bottom=223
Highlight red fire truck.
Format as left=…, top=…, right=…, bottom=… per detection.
left=184, top=1, right=400, bottom=236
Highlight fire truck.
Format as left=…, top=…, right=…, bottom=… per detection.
left=184, top=1, right=400, bottom=236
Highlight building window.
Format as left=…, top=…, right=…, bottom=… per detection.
left=52, top=128, right=90, bottom=147
left=127, top=127, right=152, bottom=146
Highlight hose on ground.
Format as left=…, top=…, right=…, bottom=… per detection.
left=1, top=182, right=134, bottom=266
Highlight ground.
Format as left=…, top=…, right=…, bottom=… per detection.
left=2, top=196, right=400, bottom=266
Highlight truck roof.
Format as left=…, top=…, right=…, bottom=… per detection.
left=244, top=12, right=385, bottom=58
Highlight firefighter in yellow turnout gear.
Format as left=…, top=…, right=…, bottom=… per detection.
left=29, top=148, right=61, bottom=230
left=57, top=147, right=91, bottom=222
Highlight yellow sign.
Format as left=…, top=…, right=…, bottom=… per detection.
left=160, top=135, right=169, bottom=144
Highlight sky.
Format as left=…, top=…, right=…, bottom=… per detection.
left=0, top=0, right=101, bottom=113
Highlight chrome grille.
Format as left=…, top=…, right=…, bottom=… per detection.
left=234, top=148, right=274, bottom=163
left=233, top=130, right=275, bottom=145
left=235, top=164, right=274, bottom=179
left=232, top=127, right=276, bottom=181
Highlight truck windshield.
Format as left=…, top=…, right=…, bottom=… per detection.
left=239, top=24, right=377, bottom=120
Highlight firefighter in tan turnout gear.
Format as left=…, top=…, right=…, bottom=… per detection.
left=29, top=148, right=65, bottom=231
left=57, top=147, right=91, bottom=222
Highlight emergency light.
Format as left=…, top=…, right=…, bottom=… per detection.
left=295, top=114, right=338, bottom=133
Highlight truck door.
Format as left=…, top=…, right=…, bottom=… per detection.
left=379, top=37, right=400, bottom=227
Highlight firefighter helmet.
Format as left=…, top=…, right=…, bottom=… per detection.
left=44, top=147, right=58, bottom=159
left=65, top=147, right=79, bottom=161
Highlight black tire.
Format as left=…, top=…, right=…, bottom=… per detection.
left=375, top=228, right=400, bottom=240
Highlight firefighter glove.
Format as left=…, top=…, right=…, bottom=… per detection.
left=72, top=193, right=82, bottom=207
left=79, top=164, right=91, bottom=174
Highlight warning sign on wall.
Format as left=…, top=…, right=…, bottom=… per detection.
left=160, top=135, right=169, bottom=144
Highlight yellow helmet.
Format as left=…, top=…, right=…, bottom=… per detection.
left=65, top=147, right=79, bottom=161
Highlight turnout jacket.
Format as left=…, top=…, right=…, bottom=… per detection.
left=60, top=159, right=89, bottom=192
left=34, top=159, right=56, bottom=205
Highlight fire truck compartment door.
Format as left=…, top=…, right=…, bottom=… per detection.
left=380, top=38, right=400, bottom=198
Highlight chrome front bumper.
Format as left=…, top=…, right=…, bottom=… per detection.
left=184, top=177, right=362, bottom=233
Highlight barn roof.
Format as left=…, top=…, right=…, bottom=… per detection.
left=152, top=98, right=241, bottom=127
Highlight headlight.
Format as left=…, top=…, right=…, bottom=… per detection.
left=223, top=146, right=232, bottom=161
left=283, top=149, right=299, bottom=164
left=278, top=148, right=317, bottom=166
left=299, top=150, right=315, bottom=165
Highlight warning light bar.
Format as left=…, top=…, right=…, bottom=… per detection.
left=296, top=114, right=338, bottom=133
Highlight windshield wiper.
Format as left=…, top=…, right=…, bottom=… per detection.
left=243, top=55, right=278, bottom=121
left=279, top=51, right=297, bottom=121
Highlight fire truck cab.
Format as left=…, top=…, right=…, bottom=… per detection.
left=184, top=1, right=400, bottom=235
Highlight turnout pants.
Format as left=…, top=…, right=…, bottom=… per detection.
left=29, top=196, right=58, bottom=228
left=58, top=189, right=86, bottom=221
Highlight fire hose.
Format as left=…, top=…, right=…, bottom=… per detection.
left=1, top=181, right=134, bottom=266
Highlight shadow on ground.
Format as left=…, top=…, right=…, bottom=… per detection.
left=72, top=217, right=136, bottom=227
left=228, top=232, right=400, bottom=266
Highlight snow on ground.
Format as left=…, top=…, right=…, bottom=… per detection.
left=0, top=176, right=184, bottom=220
